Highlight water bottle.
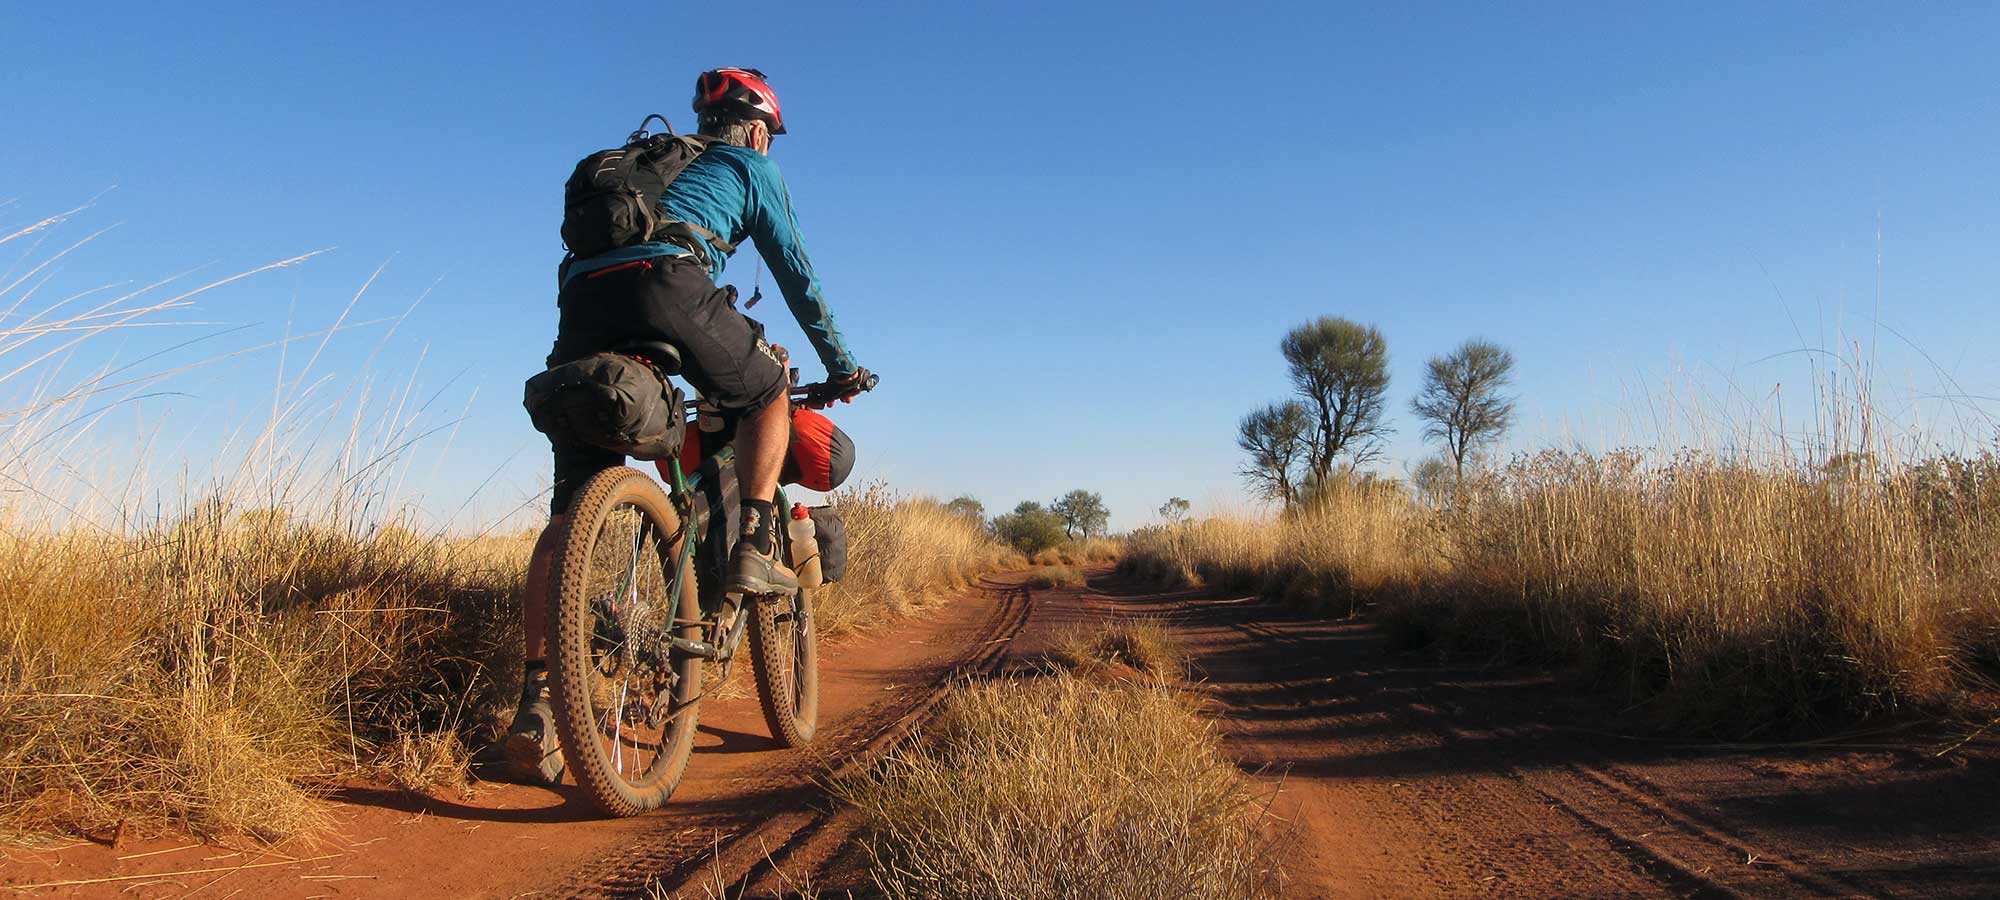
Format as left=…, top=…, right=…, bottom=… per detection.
left=787, top=503, right=823, bottom=588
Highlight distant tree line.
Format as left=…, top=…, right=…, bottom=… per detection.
left=953, top=489, right=1112, bottom=555
left=1237, top=315, right=1516, bottom=508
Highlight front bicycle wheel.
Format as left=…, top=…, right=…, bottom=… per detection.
left=749, top=513, right=819, bottom=746
left=547, top=466, right=703, bottom=817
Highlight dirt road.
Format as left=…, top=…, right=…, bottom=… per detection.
left=8, top=568, right=1993, bottom=898
left=1082, top=574, right=1998, bottom=900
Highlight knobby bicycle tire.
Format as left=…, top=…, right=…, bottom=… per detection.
left=747, top=520, right=819, bottom=745
left=547, top=466, right=703, bottom=817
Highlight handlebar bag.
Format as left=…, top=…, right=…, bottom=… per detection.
left=523, top=352, right=684, bottom=460
left=807, top=506, right=849, bottom=583
left=674, top=407, right=855, bottom=492
left=784, top=408, right=855, bottom=492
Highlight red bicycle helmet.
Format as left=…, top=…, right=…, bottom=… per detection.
left=693, top=67, right=786, bottom=135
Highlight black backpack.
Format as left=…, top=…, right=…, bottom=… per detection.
left=560, top=115, right=736, bottom=263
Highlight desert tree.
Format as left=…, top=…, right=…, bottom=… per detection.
left=1157, top=496, right=1191, bottom=525
left=1281, top=316, right=1392, bottom=483
left=1411, top=339, right=1516, bottom=479
left=1050, top=489, right=1110, bottom=539
left=1236, top=401, right=1310, bottom=508
left=991, top=501, right=1067, bottom=555
left=1408, top=455, right=1456, bottom=505
left=944, top=495, right=986, bottom=525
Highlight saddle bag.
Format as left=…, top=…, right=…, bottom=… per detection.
left=807, top=506, right=849, bottom=584
left=523, top=352, right=684, bottom=460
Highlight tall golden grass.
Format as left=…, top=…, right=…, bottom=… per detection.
left=0, top=488, right=1010, bottom=841
left=815, top=483, right=1023, bottom=635
left=0, top=510, right=527, bottom=840
left=1123, top=451, right=2000, bottom=733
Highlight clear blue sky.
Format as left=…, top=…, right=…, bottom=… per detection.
left=6, top=2, right=1997, bottom=530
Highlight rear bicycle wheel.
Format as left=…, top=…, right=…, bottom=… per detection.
left=749, top=513, right=819, bottom=746
left=547, top=466, right=703, bottom=817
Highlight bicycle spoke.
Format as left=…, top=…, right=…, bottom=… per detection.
left=614, top=681, right=627, bottom=775
left=575, top=501, right=687, bottom=788
left=550, top=469, right=707, bottom=816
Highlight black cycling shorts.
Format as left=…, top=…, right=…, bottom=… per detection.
left=545, top=255, right=786, bottom=514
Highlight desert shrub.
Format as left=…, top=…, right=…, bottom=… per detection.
left=991, top=501, right=1067, bottom=555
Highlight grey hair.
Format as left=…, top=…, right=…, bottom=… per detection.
left=699, top=116, right=764, bottom=147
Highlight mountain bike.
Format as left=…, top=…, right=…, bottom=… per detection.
left=544, top=344, right=874, bottom=817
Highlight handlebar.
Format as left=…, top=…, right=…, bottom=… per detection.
left=791, top=370, right=880, bottom=406
left=682, top=371, right=879, bottom=412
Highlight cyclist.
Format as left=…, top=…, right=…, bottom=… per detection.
left=501, top=67, right=869, bottom=784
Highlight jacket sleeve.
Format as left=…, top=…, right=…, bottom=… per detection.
left=744, top=156, right=857, bottom=378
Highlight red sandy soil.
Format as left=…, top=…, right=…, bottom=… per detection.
left=5, top=568, right=1994, bottom=899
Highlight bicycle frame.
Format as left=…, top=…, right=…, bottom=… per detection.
left=644, top=443, right=797, bottom=670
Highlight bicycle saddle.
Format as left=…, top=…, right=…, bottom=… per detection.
left=613, top=339, right=683, bottom=376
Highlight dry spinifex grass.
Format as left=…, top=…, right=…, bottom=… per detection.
left=837, top=668, right=1278, bottom=900
left=1046, top=619, right=1185, bottom=679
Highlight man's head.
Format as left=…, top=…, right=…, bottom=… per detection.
left=694, top=68, right=785, bottom=155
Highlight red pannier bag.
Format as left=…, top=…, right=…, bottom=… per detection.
left=670, top=407, right=854, bottom=491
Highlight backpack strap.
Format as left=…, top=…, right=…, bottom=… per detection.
left=642, top=134, right=739, bottom=266
left=672, top=220, right=737, bottom=257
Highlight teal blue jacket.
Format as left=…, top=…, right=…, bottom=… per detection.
left=563, top=143, right=857, bottom=378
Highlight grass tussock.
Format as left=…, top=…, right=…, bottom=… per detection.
left=1047, top=620, right=1185, bottom=680
left=1023, top=565, right=1086, bottom=590
left=814, top=483, right=1022, bottom=636
left=1030, top=536, right=1124, bottom=567
left=836, top=671, right=1277, bottom=900
left=1123, top=451, right=2000, bottom=734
